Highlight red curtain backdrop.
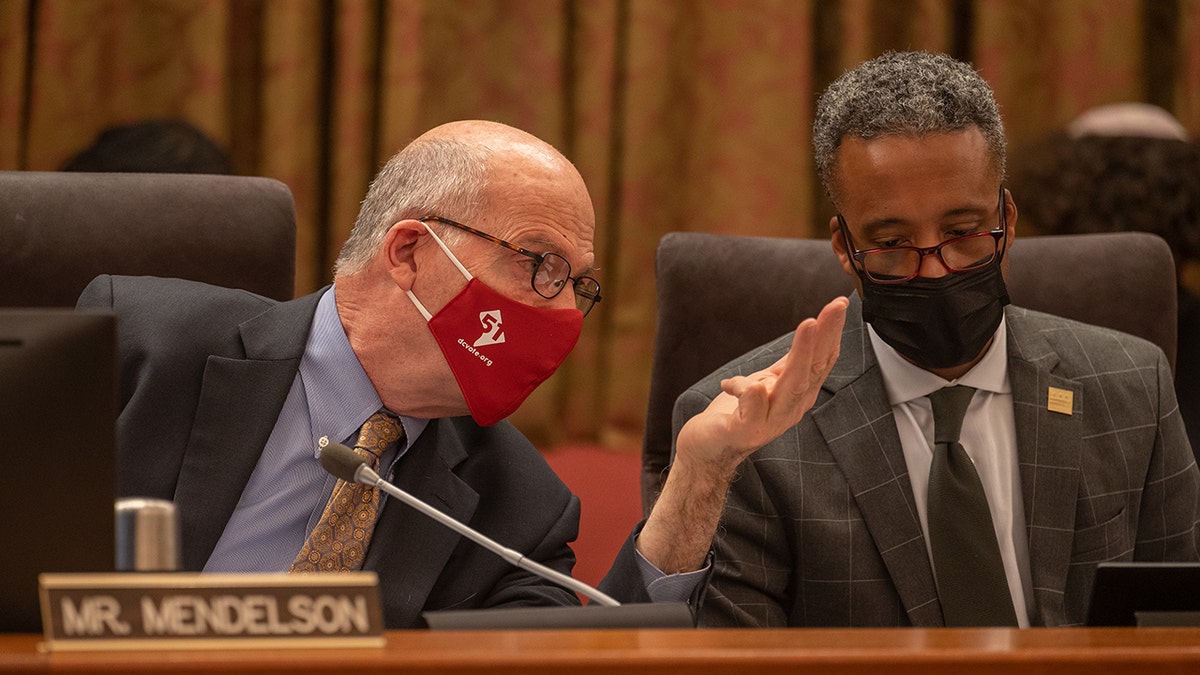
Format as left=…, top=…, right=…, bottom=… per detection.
left=3, top=0, right=1198, bottom=447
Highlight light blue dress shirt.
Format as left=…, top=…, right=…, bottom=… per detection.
left=205, top=287, right=427, bottom=572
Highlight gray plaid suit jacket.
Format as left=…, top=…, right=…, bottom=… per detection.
left=676, top=295, right=1200, bottom=627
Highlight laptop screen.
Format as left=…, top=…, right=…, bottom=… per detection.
left=0, top=310, right=117, bottom=633
left=1087, top=561, right=1200, bottom=626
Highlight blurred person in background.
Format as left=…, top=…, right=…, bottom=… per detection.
left=61, top=118, right=234, bottom=174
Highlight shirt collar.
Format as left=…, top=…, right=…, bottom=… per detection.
left=300, top=286, right=429, bottom=457
left=869, top=315, right=1010, bottom=406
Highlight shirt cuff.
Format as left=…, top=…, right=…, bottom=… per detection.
left=634, top=545, right=710, bottom=603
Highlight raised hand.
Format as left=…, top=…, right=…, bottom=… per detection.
left=675, top=295, right=849, bottom=476
left=638, top=296, right=849, bottom=573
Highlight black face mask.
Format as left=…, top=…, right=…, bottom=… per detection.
left=858, top=260, right=1010, bottom=370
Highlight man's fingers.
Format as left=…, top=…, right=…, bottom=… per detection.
left=709, top=297, right=849, bottom=449
left=734, top=380, right=769, bottom=428
left=768, top=296, right=848, bottom=410
left=812, top=297, right=849, bottom=373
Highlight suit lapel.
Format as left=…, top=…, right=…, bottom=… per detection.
left=173, top=291, right=323, bottom=570
left=365, top=418, right=479, bottom=629
left=1005, top=308, right=1082, bottom=626
left=814, top=297, right=944, bottom=626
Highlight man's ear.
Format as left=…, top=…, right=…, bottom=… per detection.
left=383, top=219, right=428, bottom=291
left=1002, top=188, right=1018, bottom=252
left=829, top=215, right=855, bottom=278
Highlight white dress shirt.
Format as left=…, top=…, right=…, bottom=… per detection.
left=868, top=317, right=1034, bottom=626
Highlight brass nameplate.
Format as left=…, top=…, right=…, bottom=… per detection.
left=38, top=572, right=384, bottom=651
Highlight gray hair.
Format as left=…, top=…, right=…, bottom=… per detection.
left=333, top=137, right=490, bottom=276
left=813, top=51, right=1006, bottom=209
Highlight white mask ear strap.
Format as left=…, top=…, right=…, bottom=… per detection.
left=404, top=222, right=475, bottom=322
left=422, top=222, right=474, bottom=281
left=405, top=290, right=433, bottom=321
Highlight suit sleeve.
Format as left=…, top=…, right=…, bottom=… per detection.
left=598, top=527, right=654, bottom=604
left=1135, top=348, right=1200, bottom=561
left=482, top=491, right=584, bottom=608
left=598, top=519, right=711, bottom=608
left=672, top=386, right=794, bottom=628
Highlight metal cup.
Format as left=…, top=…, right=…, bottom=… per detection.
left=114, top=497, right=181, bottom=572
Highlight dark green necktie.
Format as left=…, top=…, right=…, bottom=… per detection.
left=926, top=385, right=1019, bottom=626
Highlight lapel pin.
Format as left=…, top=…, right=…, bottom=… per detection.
left=1047, top=387, right=1073, bottom=415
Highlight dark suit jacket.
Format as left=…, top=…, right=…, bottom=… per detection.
left=79, top=275, right=651, bottom=628
left=676, top=295, right=1200, bottom=627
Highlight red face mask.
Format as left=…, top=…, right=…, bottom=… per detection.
left=406, top=226, right=583, bottom=426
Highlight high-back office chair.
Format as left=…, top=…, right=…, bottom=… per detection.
left=1, top=171, right=296, bottom=306
left=642, top=231, right=1178, bottom=512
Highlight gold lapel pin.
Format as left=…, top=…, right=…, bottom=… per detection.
left=1047, top=387, right=1074, bottom=415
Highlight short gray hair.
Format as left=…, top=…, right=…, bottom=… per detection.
left=813, top=51, right=1006, bottom=209
left=333, top=137, right=490, bottom=275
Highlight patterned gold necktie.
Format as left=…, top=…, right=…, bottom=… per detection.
left=290, top=411, right=404, bottom=573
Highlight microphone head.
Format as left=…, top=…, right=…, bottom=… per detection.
left=320, top=442, right=366, bottom=482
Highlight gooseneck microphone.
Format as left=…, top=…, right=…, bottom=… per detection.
left=320, top=442, right=621, bottom=608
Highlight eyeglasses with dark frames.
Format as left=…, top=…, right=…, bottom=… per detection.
left=837, top=187, right=1007, bottom=284
left=419, top=215, right=602, bottom=316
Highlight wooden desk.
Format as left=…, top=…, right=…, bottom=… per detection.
left=2, top=627, right=1199, bottom=674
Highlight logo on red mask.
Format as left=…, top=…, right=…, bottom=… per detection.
left=473, top=310, right=506, bottom=347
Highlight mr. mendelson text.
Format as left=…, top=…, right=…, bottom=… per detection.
left=58, top=593, right=370, bottom=638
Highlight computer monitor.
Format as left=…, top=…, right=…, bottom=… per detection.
left=0, top=310, right=117, bottom=633
left=1086, top=562, right=1200, bottom=626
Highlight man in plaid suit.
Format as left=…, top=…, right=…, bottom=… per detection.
left=655, top=51, right=1200, bottom=627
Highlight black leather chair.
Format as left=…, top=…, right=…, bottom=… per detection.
left=1, top=171, right=296, bottom=306
left=642, top=231, right=1177, bottom=512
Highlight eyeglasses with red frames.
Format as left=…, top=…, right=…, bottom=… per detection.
left=837, top=188, right=1007, bottom=284
left=419, top=215, right=602, bottom=316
